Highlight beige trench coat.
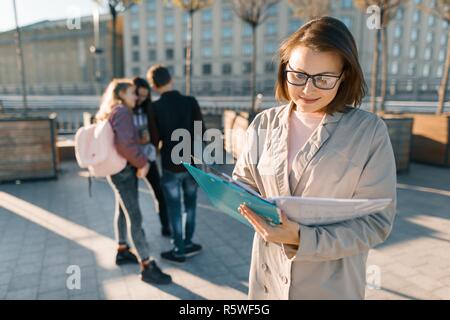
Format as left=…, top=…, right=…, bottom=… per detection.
left=232, top=102, right=397, bottom=300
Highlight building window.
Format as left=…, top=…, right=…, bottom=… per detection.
left=222, top=63, right=232, bottom=75
left=265, top=61, right=275, bottom=73
left=164, top=15, right=174, bottom=27
left=202, top=9, right=212, bottom=23
left=132, top=51, right=140, bottom=62
left=242, top=24, right=252, bottom=37
left=394, top=25, right=402, bottom=38
left=409, top=46, right=416, bottom=59
left=222, top=44, right=232, bottom=57
left=439, top=50, right=445, bottom=62
left=413, top=10, right=421, bottom=23
left=267, top=4, right=278, bottom=17
left=148, top=18, right=156, bottom=28
left=424, top=48, right=432, bottom=60
left=396, top=7, right=404, bottom=20
left=222, top=8, right=233, bottom=21
left=437, top=65, right=443, bottom=77
left=131, top=20, right=139, bottom=30
left=130, top=4, right=139, bottom=14
left=392, top=44, right=400, bottom=57
left=243, top=62, right=252, bottom=73
left=407, top=63, right=416, bottom=76
left=341, top=16, right=352, bottom=29
left=132, top=35, right=139, bottom=46
left=441, top=34, right=447, bottom=46
left=132, top=67, right=140, bottom=76
left=423, top=64, right=430, bottom=77
left=147, top=0, right=156, bottom=11
left=264, top=42, right=276, bottom=55
left=426, top=32, right=433, bottom=44
left=391, top=61, right=398, bottom=75
left=202, top=29, right=212, bottom=41
left=148, top=49, right=156, bottom=61
left=202, top=46, right=212, bottom=58
left=341, top=0, right=353, bottom=9
left=222, top=26, right=232, bottom=39
left=202, top=63, right=212, bottom=75
left=148, top=34, right=156, bottom=45
left=165, top=32, right=174, bottom=43
left=166, top=65, right=174, bottom=77
left=166, top=48, right=174, bottom=60
left=265, top=22, right=277, bottom=36
left=410, top=29, right=418, bottom=41
left=289, top=19, right=300, bottom=33
left=428, top=15, right=435, bottom=27
left=243, top=43, right=253, bottom=56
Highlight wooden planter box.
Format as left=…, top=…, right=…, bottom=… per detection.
left=407, top=114, right=450, bottom=166
left=381, top=115, right=414, bottom=172
left=0, top=115, right=58, bottom=182
left=224, top=110, right=413, bottom=172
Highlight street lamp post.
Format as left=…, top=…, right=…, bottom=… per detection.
left=12, top=0, right=28, bottom=115
left=90, top=4, right=104, bottom=96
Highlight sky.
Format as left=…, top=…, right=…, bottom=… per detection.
left=0, top=0, right=109, bottom=32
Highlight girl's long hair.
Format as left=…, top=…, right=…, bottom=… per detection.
left=96, top=78, right=134, bottom=120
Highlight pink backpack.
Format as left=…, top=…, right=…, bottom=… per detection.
left=74, top=120, right=127, bottom=178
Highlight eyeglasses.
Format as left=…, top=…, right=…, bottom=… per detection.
left=285, top=64, right=344, bottom=90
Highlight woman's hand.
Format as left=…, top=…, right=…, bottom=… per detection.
left=238, top=204, right=301, bottom=246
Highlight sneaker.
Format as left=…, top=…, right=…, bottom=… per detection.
left=161, top=227, right=172, bottom=238
left=184, top=243, right=203, bottom=258
left=141, top=260, right=172, bottom=285
left=161, top=249, right=186, bottom=264
left=115, top=247, right=139, bottom=265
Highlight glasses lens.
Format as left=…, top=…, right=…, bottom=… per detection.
left=313, top=75, right=338, bottom=89
left=286, top=71, right=308, bottom=85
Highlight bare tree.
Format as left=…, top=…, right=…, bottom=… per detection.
left=95, top=0, right=140, bottom=77
left=354, top=0, right=404, bottom=113
left=418, top=0, right=450, bottom=115
left=232, top=0, right=280, bottom=113
left=171, top=0, right=214, bottom=96
left=287, top=0, right=330, bottom=20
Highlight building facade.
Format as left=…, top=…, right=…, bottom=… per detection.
left=123, top=0, right=448, bottom=100
left=0, top=15, right=123, bottom=95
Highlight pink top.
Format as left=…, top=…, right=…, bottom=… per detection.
left=287, top=109, right=325, bottom=173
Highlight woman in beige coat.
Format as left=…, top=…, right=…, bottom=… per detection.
left=233, top=17, right=397, bottom=299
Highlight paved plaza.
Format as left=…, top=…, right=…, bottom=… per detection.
left=0, top=161, right=449, bottom=300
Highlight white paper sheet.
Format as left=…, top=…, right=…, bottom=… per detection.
left=268, top=196, right=392, bottom=226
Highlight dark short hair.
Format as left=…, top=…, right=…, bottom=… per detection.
left=146, top=64, right=171, bottom=88
left=133, top=77, right=151, bottom=92
left=275, top=16, right=367, bottom=114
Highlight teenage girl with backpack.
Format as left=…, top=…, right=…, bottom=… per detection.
left=96, top=78, right=172, bottom=285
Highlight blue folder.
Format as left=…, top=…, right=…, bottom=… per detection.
left=182, top=162, right=281, bottom=227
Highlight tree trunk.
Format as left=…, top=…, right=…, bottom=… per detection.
left=437, top=30, right=450, bottom=115
left=370, top=29, right=380, bottom=113
left=185, top=10, right=193, bottom=96
left=110, top=5, right=117, bottom=78
left=380, top=26, right=388, bottom=113
left=251, top=24, right=257, bottom=113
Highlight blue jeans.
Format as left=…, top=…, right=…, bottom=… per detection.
left=161, top=169, right=198, bottom=255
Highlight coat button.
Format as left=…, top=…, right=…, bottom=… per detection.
left=263, top=285, right=269, bottom=294
left=282, top=276, right=288, bottom=285
left=261, top=263, right=268, bottom=271
left=264, top=241, right=269, bottom=247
